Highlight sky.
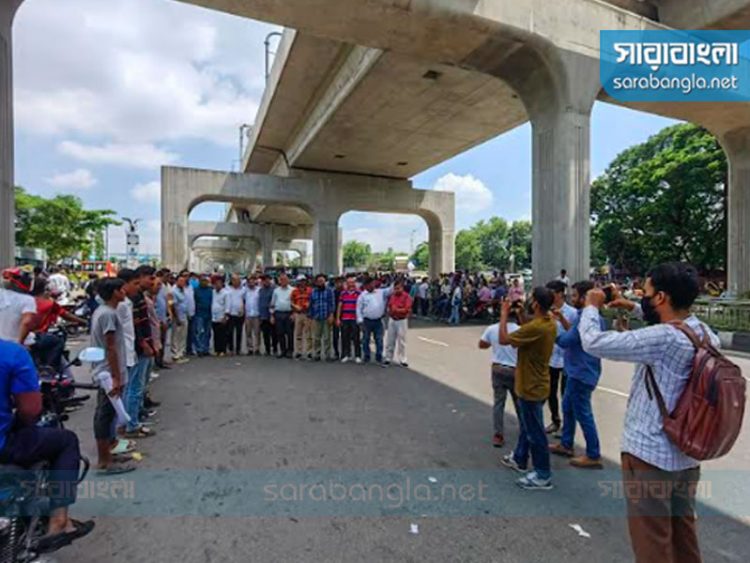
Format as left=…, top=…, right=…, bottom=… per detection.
left=13, top=0, right=680, bottom=256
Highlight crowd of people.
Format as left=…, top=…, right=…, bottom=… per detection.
left=0, top=259, right=735, bottom=562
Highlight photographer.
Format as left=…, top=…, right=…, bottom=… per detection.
left=578, top=262, right=718, bottom=563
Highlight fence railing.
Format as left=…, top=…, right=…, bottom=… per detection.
left=692, top=299, right=750, bottom=333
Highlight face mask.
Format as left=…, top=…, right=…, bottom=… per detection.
left=641, top=295, right=661, bottom=325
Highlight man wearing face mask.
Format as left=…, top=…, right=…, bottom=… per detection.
left=578, top=262, right=719, bottom=563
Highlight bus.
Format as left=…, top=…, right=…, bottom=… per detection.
left=79, top=260, right=118, bottom=278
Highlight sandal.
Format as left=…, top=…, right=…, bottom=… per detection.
left=110, top=439, right=135, bottom=455
left=97, top=464, right=137, bottom=475
left=123, top=427, right=156, bottom=439
left=35, top=519, right=95, bottom=553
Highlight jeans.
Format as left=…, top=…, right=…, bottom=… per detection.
left=340, top=320, right=361, bottom=359
left=187, top=317, right=196, bottom=355
left=513, top=398, right=551, bottom=480
left=125, top=357, right=151, bottom=432
left=193, top=315, right=212, bottom=355
left=560, top=377, right=601, bottom=459
left=547, top=367, right=566, bottom=426
left=30, top=333, right=66, bottom=374
left=449, top=303, right=460, bottom=324
left=361, top=318, right=384, bottom=362
left=491, top=365, right=519, bottom=435
left=0, top=426, right=81, bottom=510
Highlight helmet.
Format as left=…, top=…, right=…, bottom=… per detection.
left=2, top=266, right=35, bottom=293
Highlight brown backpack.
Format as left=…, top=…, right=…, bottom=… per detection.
left=645, top=321, right=746, bottom=461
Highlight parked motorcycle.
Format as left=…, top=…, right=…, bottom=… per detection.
left=0, top=348, right=101, bottom=562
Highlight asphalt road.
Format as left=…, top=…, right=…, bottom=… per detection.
left=55, top=319, right=750, bottom=563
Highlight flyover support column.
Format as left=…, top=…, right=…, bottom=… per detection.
left=161, top=167, right=191, bottom=271
left=261, top=224, right=274, bottom=268
left=313, top=214, right=340, bottom=276
left=531, top=109, right=592, bottom=286
left=723, top=128, right=750, bottom=296
left=0, top=1, right=22, bottom=268
left=428, top=227, right=454, bottom=279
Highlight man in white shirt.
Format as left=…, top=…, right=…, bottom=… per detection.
left=270, top=273, right=294, bottom=358
left=0, top=268, right=37, bottom=344
left=479, top=305, right=521, bottom=448
left=47, top=267, right=71, bottom=297
left=225, top=274, right=246, bottom=355
left=183, top=272, right=197, bottom=356
left=417, top=278, right=430, bottom=317
left=244, top=275, right=261, bottom=355
left=356, top=277, right=392, bottom=365
left=211, top=276, right=230, bottom=355
left=556, top=269, right=570, bottom=289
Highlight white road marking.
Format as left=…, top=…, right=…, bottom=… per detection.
left=597, top=386, right=629, bottom=399
left=417, top=336, right=449, bottom=347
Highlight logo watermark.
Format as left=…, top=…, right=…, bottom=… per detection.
left=601, top=30, right=750, bottom=102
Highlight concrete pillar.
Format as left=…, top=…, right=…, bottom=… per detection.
left=531, top=108, right=591, bottom=285
left=261, top=224, right=274, bottom=268
left=428, top=226, right=455, bottom=278
left=313, top=216, right=339, bottom=275
left=0, top=1, right=22, bottom=268
left=337, top=227, right=343, bottom=275
left=722, top=128, right=750, bottom=296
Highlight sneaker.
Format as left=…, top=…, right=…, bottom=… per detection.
left=175, top=358, right=189, bottom=364
left=545, top=422, right=560, bottom=434
left=569, top=455, right=604, bottom=469
left=517, top=471, right=552, bottom=490
left=354, top=357, right=363, bottom=365
left=341, top=356, right=350, bottom=364
left=549, top=443, right=574, bottom=457
left=379, top=362, right=388, bottom=368
left=400, top=362, right=409, bottom=367
left=144, top=397, right=161, bottom=408
left=492, top=433, right=505, bottom=448
left=383, top=360, right=391, bottom=366
left=150, top=372, right=160, bottom=380
left=500, top=454, right=526, bottom=473
left=294, top=354, right=302, bottom=360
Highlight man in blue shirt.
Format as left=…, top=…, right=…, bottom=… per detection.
left=549, top=280, right=604, bottom=469
left=193, top=275, right=213, bottom=357
left=0, top=339, right=94, bottom=548
left=308, top=274, right=336, bottom=361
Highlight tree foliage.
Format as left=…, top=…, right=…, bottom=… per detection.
left=411, top=241, right=430, bottom=269
left=15, top=187, right=120, bottom=262
left=591, top=124, right=727, bottom=274
left=455, top=229, right=482, bottom=271
left=342, top=240, right=372, bottom=269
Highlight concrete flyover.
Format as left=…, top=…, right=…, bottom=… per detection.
left=162, top=166, right=455, bottom=277
left=169, top=0, right=750, bottom=293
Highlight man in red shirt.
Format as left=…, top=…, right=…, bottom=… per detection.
left=384, top=279, right=413, bottom=367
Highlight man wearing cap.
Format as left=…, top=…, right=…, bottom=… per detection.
left=291, top=275, right=313, bottom=360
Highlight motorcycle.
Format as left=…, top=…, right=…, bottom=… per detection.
left=0, top=348, right=101, bottom=562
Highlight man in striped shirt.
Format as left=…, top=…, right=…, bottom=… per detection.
left=580, top=262, right=718, bottom=563
left=337, top=275, right=362, bottom=364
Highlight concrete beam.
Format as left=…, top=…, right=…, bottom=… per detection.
left=655, top=0, right=750, bottom=29
left=162, top=166, right=454, bottom=275
left=187, top=221, right=313, bottom=248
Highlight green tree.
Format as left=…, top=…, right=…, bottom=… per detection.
left=508, top=220, right=532, bottom=271
left=15, top=187, right=119, bottom=262
left=591, top=124, right=727, bottom=274
left=474, top=217, right=509, bottom=269
left=455, top=229, right=482, bottom=271
left=342, top=240, right=372, bottom=269
left=411, top=241, right=430, bottom=269
left=370, top=247, right=397, bottom=271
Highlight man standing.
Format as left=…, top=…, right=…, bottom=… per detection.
left=548, top=280, right=604, bottom=469
left=499, top=287, right=557, bottom=490
left=258, top=275, right=277, bottom=356
left=270, top=273, right=294, bottom=358
left=418, top=277, right=430, bottom=317
left=308, top=274, right=336, bottom=361
left=225, top=274, right=245, bottom=355
left=211, top=276, right=229, bottom=356
left=244, top=275, right=261, bottom=355
left=557, top=269, right=570, bottom=288
left=331, top=277, right=344, bottom=359
left=579, top=263, right=717, bottom=563
left=291, top=275, right=313, bottom=359
left=356, top=277, right=391, bottom=366
left=479, top=304, right=521, bottom=448
left=170, top=274, right=189, bottom=363
left=337, top=275, right=362, bottom=364
left=184, top=272, right=197, bottom=356
left=545, top=280, right=578, bottom=434
left=153, top=271, right=171, bottom=370
left=193, top=275, right=213, bottom=357
left=384, top=280, right=412, bottom=367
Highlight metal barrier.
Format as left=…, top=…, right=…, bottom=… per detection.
left=692, top=299, right=750, bottom=332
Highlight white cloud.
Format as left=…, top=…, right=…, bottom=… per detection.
left=15, top=0, right=275, bottom=147
left=131, top=181, right=161, bottom=204
left=433, top=173, right=493, bottom=214
left=341, top=213, right=428, bottom=253
left=44, top=168, right=97, bottom=190
left=58, top=141, right=178, bottom=169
